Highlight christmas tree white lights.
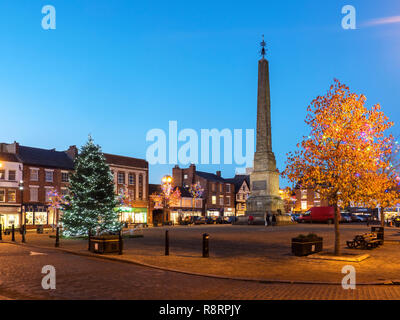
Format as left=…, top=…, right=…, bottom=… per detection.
left=61, top=136, right=121, bottom=236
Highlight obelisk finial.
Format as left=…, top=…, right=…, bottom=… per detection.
left=260, top=35, right=266, bottom=59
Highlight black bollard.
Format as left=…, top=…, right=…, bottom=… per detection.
left=55, top=227, right=60, bottom=247
left=21, top=225, right=26, bottom=243
left=165, top=230, right=169, bottom=256
left=0, top=224, right=2, bottom=241
left=88, top=230, right=91, bottom=251
left=202, top=233, right=209, bottom=258
left=11, top=224, right=15, bottom=242
left=118, top=230, right=123, bottom=255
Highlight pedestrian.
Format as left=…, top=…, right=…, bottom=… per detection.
left=264, top=211, right=268, bottom=226
left=248, top=215, right=254, bottom=225
left=272, top=214, right=276, bottom=226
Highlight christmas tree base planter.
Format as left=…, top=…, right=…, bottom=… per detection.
left=292, top=234, right=323, bottom=257
left=89, top=235, right=122, bottom=254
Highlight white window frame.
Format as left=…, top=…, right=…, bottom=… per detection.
left=29, top=186, right=39, bottom=202
left=45, top=170, right=54, bottom=183
left=30, top=168, right=39, bottom=181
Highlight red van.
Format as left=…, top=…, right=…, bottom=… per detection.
left=298, top=207, right=335, bottom=224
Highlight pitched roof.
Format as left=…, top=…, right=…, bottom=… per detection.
left=104, top=153, right=148, bottom=169
left=225, top=174, right=250, bottom=192
left=195, top=171, right=228, bottom=183
left=0, top=152, right=19, bottom=163
left=17, top=146, right=74, bottom=170
left=149, top=184, right=162, bottom=195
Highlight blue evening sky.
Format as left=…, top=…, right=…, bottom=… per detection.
left=1, top=0, right=399, bottom=186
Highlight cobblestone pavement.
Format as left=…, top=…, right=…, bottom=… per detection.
left=1, top=242, right=400, bottom=300
left=11, top=223, right=400, bottom=284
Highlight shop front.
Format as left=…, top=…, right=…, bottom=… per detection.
left=118, top=207, right=148, bottom=225
left=170, top=209, right=202, bottom=224
left=224, top=208, right=235, bottom=216
left=0, top=205, right=21, bottom=229
left=24, top=205, right=50, bottom=228
left=206, top=209, right=221, bottom=217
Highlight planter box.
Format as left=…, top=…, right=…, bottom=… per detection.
left=89, top=235, right=121, bottom=254
left=292, top=237, right=323, bottom=256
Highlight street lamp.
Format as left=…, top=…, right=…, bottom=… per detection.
left=19, top=180, right=25, bottom=243
left=161, top=175, right=173, bottom=223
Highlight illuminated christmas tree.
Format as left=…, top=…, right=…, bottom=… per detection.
left=61, top=136, right=121, bottom=236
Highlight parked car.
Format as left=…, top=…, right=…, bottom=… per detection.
left=291, top=213, right=301, bottom=222
left=227, top=216, right=237, bottom=224
left=194, top=216, right=207, bottom=225
left=393, top=215, right=400, bottom=227
left=216, top=216, right=230, bottom=224
left=298, top=207, right=335, bottom=224
left=340, top=212, right=352, bottom=223
left=181, top=216, right=197, bottom=225
left=206, top=216, right=217, bottom=224
left=351, top=214, right=368, bottom=222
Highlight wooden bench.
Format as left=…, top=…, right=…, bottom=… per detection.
left=347, top=233, right=382, bottom=250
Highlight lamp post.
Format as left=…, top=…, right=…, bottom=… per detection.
left=19, top=180, right=25, bottom=243
left=161, top=175, right=173, bottom=224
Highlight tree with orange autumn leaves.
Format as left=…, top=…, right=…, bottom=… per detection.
left=282, top=80, right=395, bottom=255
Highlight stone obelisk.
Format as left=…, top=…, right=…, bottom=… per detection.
left=246, top=37, right=283, bottom=219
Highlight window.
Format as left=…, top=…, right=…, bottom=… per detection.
left=314, top=191, right=320, bottom=199
left=117, top=172, right=125, bottom=184
left=219, top=184, right=223, bottom=192
left=30, top=168, right=39, bottom=181
left=211, top=183, right=216, bottom=192
left=7, top=190, right=16, bottom=202
left=138, top=174, right=143, bottom=199
left=0, top=170, right=5, bottom=180
left=212, top=195, right=216, bottom=205
left=301, top=200, right=307, bottom=211
left=301, top=189, right=307, bottom=199
left=184, top=174, right=188, bottom=179
left=30, top=188, right=38, bottom=202
left=61, top=172, right=69, bottom=182
left=0, top=189, right=5, bottom=202
left=8, top=170, right=16, bottom=181
left=226, top=195, right=231, bottom=206
left=45, top=170, right=53, bottom=182
left=219, top=195, right=224, bottom=205
left=314, top=200, right=321, bottom=207
left=128, top=174, right=135, bottom=185
left=45, top=189, right=52, bottom=202
left=195, top=199, right=202, bottom=208
left=226, top=184, right=231, bottom=193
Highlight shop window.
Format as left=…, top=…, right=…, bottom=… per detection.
left=30, top=168, right=39, bottom=181
left=7, top=190, right=16, bottom=202
left=35, top=211, right=47, bottom=225
left=0, top=189, right=5, bottom=202
left=8, top=170, right=16, bottom=181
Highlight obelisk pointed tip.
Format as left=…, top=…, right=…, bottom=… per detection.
left=260, top=35, right=267, bottom=59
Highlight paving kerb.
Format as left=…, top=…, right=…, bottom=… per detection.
left=3, top=239, right=400, bottom=286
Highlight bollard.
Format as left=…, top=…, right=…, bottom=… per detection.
left=118, top=230, right=123, bottom=255
left=165, top=230, right=169, bottom=256
left=22, top=225, right=26, bottom=243
left=88, top=230, right=91, bottom=251
left=11, top=224, right=15, bottom=242
left=202, top=233, right=209, bottom=258
left=55, top=227, right=60, bottom=247
left=0, top=224, right=2, bottom=241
